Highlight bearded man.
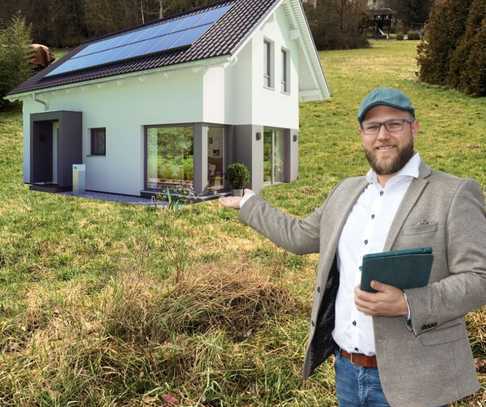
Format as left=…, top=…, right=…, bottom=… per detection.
left=219, top=87, right=486, bottom=407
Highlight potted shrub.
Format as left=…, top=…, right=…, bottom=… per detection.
left=226, top=162, right=250, bottom=196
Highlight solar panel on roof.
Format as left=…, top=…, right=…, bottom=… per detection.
left=46, top=3, right=232, bottom=78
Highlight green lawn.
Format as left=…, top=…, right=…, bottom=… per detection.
left=0, top=40, right=484, bottom=406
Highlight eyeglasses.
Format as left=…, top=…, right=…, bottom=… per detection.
left=361, top=119, right=413, bottom=135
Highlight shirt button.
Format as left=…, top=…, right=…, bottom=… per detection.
left=354, top=347, right=359, bottom=352
left=364, top=240, right=368, bottom=245
left=380, top=191, right=384, bottom=196
left=352, top=321, right=357, bottom=326
left=371, top=214, right=375, bottom=219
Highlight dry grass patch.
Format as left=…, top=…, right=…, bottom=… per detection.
left=0, top=259, right=308, bottom=405
left=104, top=259, right=306, bottom=344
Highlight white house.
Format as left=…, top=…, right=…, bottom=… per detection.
left=6, top=0, right=330, bottom=198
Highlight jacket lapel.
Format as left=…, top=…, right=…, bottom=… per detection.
left=383, top=161, right=432, bottom=251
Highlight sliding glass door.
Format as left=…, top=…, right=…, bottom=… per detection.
left=263, top=128, right=285, bottom=184
left=145, top=126, right=194, bottom=190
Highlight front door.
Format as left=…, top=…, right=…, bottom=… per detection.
left=33, top=121, right=53, bottom=183
left=263, top=127, right=285, bottom=184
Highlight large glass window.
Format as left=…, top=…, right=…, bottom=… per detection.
left=208, top=127, right=225, bottom=192
left=264, top=128, right=285, bottom=184
left=145, top=126, right=193, bottom=190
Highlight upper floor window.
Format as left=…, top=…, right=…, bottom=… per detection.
left=281, top=48, right=290, bottom=93
left=91, top=128, right=106, bottom=156
left=263, top=39, right=274, bottom=89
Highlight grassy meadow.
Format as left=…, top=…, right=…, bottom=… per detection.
left=0, top=40, right=485, bottom=406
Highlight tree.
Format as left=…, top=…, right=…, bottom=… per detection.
left=448, top=0, right=486, bottom=95
left=391, top=0, right=433, bottom=31
left=304, top=0, right=369, bottom=50
left=417, top=0, right=473, bottom=86
left=0, top=15, right=32, bottom=109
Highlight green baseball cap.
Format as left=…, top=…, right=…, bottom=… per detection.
left=357, top=87, right=415, bottom=123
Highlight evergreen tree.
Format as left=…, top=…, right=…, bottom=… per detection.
left=417, top=0, right=473, bottom=85
left=0, top=15, right=32, bottom=108
left=453, top=0, right=486, bottom=95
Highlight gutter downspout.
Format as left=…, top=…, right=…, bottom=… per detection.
left=33, top=92, right=49, bottom=111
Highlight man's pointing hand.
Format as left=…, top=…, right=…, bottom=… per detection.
left=219, top=189, right=254, bottom=209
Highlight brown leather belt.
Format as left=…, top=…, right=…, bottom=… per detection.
left=340, top=349, right=377, bottom=368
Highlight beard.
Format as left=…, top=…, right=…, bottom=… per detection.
left=364, top=139, right=415, bottom=176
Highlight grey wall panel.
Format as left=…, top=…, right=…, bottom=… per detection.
left=193, top=123, right=208, bottom=195
left=58, top=112, right=82, bottom=187
left=289, top=128, right=299, bottom=182
left=252, top=125, right=264, bottom=193
left=284, top=129, right=291, bottom=182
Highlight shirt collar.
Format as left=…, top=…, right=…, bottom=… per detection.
left=366, top=152, right=421, bottom=185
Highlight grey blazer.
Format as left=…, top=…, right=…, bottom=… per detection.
left=239, top=162, right=486, bottom=407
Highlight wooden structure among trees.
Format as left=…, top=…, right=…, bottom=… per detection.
left=366, top=7, right=396, bottom=38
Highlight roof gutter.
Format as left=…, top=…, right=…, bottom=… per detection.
left=7, top=54, right=232, bottom=101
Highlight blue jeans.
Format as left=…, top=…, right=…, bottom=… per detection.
left=334, top=351, right=448, bottom=407
left=335, top=350, right=390, bottom=407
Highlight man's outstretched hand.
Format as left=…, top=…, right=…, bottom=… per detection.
left=354, top=281, right=409, bottom=317
left=219, top=189, right=253, bottom=209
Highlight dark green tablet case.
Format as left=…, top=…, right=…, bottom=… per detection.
left=360, top=247, right=433, bottom=293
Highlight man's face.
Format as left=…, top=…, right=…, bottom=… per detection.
left=359, top=105, right=419, bottom=176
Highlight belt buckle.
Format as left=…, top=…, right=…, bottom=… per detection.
left=350, top=352, right=355, bottom=365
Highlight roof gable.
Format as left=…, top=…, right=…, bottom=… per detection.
left=230, top=0, right=329, bottom=101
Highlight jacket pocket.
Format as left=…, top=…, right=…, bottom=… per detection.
left=418, top=322, right=466, bottom=346
left=402, top=222, right=438, bottom=235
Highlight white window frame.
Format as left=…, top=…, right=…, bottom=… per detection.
left=263, top=38, right=275, bottom=90
left=281, top=47, right=290, bottom=94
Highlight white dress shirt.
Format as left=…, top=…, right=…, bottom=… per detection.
left=240, top=154, right=421, bottom=355
left=332, top=153, right=421, bottom=355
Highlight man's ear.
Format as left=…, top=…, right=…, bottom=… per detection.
left=412, top=120, right=420, bottom=139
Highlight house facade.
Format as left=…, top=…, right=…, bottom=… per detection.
left=7, top=0, right=329, bottom=197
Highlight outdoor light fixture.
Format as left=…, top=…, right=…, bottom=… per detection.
left=293, top=134, right=298, bottom=142
left=256, top=132, right=261, bottom=141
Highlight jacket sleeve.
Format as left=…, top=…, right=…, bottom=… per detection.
left=238, top=185, right=340, bottom=255
left=404, top=179, right=486, bottom=336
